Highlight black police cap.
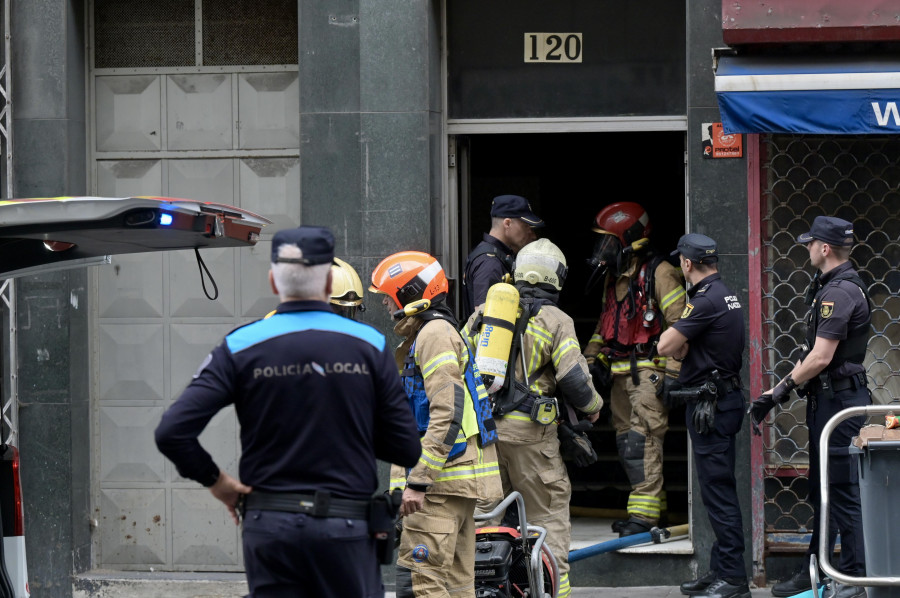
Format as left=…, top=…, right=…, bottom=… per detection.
left=490, top=195, right=545, bottom=227
left=671, top=233, right=719, bottom=263
left=271, top=225, right=335, bottom=265
left=797, top=216, right=854, bottom=247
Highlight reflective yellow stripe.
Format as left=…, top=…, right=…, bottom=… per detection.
left=526, top=322, right=552, bottom=344
left=559, top=573, right=571, bottom=598
left=524, top=326, right=552, bottom=385
left=552, top=337, right=580, bottom=368
left=389, top=477, right=407, bottom=492
left=610, top=358, right=666, bottom=372
left=660, top=286, right=686, bottom=310
left=583, top=393, right=603, bottom=413
left=628, top=506, right=660, bottom=518
left=589, top=334, right=605, bottom=346
left=433, top=461, right=500, bottom=483
left=504, top=412, right=533, bottom=422
left=527, top=343, right=543, bottom=387
left=421, top=351, right=458, bottom=379
left=627, top=494, right=661, bottom=518
left=418, top=447, right=448, bottom=471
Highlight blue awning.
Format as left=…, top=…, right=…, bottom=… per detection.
left=715, top=55, right=900, bottom=134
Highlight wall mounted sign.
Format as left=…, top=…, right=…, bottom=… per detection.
left=702, top=122, right=743, bottom=159
left=524, top=33, right=583, bottom=63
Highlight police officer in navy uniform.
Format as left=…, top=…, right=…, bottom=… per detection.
left=657, top=234, right=749, bottom=598
left=462, top=194, right=544, bottom=319
left=750, top=216, right=869, bottom=598
left=155, top=225, right=421, bottom=598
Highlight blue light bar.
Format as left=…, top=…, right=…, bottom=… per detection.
left=159, top=213, right=174, bottom=226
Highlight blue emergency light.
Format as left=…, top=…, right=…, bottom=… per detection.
left=159, top=213, right=174, bottom=226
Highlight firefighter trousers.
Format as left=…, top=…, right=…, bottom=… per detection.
left=610, top=368, right=668, bottom=523
left=396, top=493, right=476, bottom=598
left=492, top=417, right=573, bottom=596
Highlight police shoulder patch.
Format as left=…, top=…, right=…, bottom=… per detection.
left=820, top=300, right=834, bottom=319
left=681, top=303, right=694, bottom=318
left=193, top=352, right=214, bottom=378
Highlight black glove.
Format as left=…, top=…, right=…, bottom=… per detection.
left=748, top=394, right=776, bottom=436
left=657, top=375, right=684, bottom=409
left=771, top=375, right=797, bottom=405
left=558, top=421, right=598, bottom=467
left=692, top=397, right=716, bottom=435
left=588, top=361, right=612, bottom=398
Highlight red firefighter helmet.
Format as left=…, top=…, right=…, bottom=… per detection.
left=369, top=251, right=448, bottom=310
left=592, top=202, right=652, bottom=246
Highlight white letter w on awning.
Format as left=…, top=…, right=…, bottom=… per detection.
left=872, top=102, right=900, bottom=126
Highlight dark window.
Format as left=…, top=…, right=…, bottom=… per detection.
left=203, top=0, right=298, bottom=66
left=93, top=0, right=298, bottom=69
left=94, top=0, right=195, bottom=68
left=447, top=0, right=686, bottom=119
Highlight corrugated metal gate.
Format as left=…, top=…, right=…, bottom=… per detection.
left=89, top=0, right=298, bottom=571
left=757, top=134, right=900, bottom=553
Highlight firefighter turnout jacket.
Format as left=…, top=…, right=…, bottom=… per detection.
left=478, top=302, right=604, bottom=421
left=389, top=315, right=502, bottom=501
left=584, top=257, right=686, bottom=376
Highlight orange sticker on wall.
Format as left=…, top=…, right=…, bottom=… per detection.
left=702, top=122, right=743, bottom=159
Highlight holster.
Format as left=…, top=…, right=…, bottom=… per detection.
left=814, top=372, right=835, bottom=402
left=369, top=489, right=402, bottom=564
left=801, top=372, right=834, bottom=411
left=686, top=371, right=724, bottom=435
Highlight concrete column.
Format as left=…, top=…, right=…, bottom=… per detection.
left=299, top=0, right=442, bottom=335
left=11, top=0, right=91, bottom=595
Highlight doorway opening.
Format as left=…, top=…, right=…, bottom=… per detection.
left=457, top=131, right=689, bottom=548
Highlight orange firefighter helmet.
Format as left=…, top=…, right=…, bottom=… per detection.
left=369, top=251, right=448, bottom=310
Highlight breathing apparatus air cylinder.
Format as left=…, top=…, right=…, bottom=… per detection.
left=475, top=282, right=520, bottom=394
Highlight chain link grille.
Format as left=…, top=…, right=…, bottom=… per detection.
left=94, top=0, right=195, bottom=68
left=761, top=134, right=900, bottom=541
left=202, top=0, right=298, bottom=66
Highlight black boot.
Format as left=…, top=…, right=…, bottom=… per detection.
left=700, top=578, right=751, bottom=598
left=615, top=516, right=652, bottom=537
left=771, top=568, right=813, bottom=597
left=680, top=570, right=717, bottom=596
left=824, top=582, right=867, bottom=598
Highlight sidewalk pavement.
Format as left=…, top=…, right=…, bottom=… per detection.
left=568, top=587, right=773, bottom=597
left=72, top=571, right=778, bottom=598
left=387, top=587, right=773, bottom=597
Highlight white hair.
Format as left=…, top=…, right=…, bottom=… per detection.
left=271, top=244, right=330, bottom=301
